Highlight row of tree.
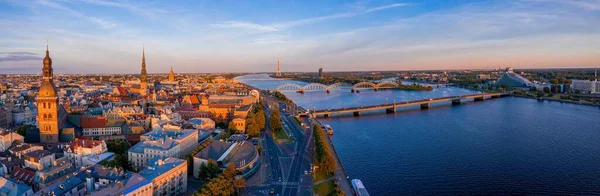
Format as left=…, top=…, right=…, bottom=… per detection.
left=194, top=163, right=246, bottom=196
left=245, top=104, right=266, bottom=137
left=185, top=138, right=214, bottom=175
left=270, top=109, right=283, bottom=133
left=313, top=125, right=336, bottom=175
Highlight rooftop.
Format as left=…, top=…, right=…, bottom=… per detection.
left=23, top=150, right=52, bottom=160
left=137, top=157, right=186, bottom=180
left=195, top=140, right=233, bottom=160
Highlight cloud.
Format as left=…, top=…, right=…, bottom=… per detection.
left=0, top=52, right=37, bottom=55
left=210, top=3, right=408, bottom=32
left=210, top=21, right=280, bottom=32
left=285, top=0, right=600, bottom=70
left=0, top=53, right=42, bottom=62
left=73, top=0, right=169, bottom=18
left=526, top=0, right=600, bottom=11
left=34, top=0, right=117, bottom=29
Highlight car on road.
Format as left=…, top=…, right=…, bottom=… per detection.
left=304, top=170, right=308, bottom=175
left=269, top=188, right=275, bottom=194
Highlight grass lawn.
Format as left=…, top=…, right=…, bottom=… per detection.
left=313, top=169, right=331, bottom=183
left=314, top=181, right=335, bottom=196
left=273, top=129, right=290, bottom=142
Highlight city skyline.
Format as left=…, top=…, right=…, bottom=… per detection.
left=1, top=0, right=599, bottom=74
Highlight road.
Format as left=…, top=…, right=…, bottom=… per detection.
left=245, top=91, right=343, bottom=196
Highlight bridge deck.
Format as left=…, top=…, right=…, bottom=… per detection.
left=313, top=93, right=508, bottom=115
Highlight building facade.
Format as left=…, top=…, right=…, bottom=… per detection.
left=37, top=46, right=59, bottom=143
left=571, top=79, right=600, bottom=94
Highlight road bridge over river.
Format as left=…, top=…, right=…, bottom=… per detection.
left=313, top=93, right=510, bottom=118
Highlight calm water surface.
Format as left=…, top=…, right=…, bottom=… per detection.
left=237, top=74, right=600, bottom=195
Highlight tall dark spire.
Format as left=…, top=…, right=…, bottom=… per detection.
left=140, top=46, right=147, bottom=83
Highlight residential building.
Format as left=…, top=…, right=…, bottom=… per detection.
left=138, top=158, right=187, bottom=196
left=128, top=129, right=197, bottom=169
left=0, top=176, right=34, bottom=196
left=63, top=138, right=108, bottom=167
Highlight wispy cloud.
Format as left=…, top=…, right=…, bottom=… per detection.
left=210, top=3, right=408, bottom=32
left=210, top=21, right=280, bottom=32
left=0, top=52, right=42, bottom=62
left=34, top=0, right=117, bottom=29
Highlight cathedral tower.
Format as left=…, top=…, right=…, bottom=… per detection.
left=37, top=45, right=59, bottom=143
left=168, top=66, right=175, bottom=82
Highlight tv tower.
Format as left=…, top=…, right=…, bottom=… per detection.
left=276, top=56, right=281, bottom=76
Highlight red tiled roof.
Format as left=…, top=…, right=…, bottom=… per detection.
left=117, top=87, right=128, bottom=95
left=190, top=95, right=200, bottom=105
left=66, top=138, right=103, bottom=152
left=11, top=166, right=36, bottom=186
left=80, top=116, right=106, bottom=128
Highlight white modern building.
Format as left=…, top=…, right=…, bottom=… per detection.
left=571, top=79, right=600, bottom=94
left=128, top=129, right=197, bottom=169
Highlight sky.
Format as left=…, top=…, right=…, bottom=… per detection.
left=0, top=0, right=599, bottom=74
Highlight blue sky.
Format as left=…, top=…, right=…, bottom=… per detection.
left=0, top=0, right=599, bottom=74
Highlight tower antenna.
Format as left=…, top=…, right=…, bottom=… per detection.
left=276, top=56, right=281, bottom=76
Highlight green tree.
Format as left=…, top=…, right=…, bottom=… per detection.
left=255, top=109, right=266, bottom=130
left=199, top=162, right=208, bottom=180
left=270, top=110, right=282, bottom=132
left=15, top=125, right=32, bottom=137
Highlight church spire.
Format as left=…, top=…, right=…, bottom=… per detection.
left=168, top=65, right=175, bottom=82
left=140, top=46, right=147, bottom=83
left=43, top=42, right=53, bottom=79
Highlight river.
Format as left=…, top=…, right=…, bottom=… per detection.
left=236, top=74, right=600, bottom=195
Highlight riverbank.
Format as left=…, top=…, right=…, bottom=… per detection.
left=513, top=94, right=600, bottom=107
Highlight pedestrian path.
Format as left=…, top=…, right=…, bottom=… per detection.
left=272, top=181, right=299, bottom=186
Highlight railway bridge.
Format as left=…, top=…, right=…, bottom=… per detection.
left=312, top=93, right=510, bottom=118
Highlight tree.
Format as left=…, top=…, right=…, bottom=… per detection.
left=199, top=162, right=208, bottom=180
left=245, top=112, right=260, bottom=137
left=270, top=110, right=282, bottom=132
left=222, top=163, right=238, bottom=179
left=186, top=155, right=194, bottom=175
left=15, top=125, right=32, bottom=137
left=233, top=178, right=246, bottom=195
left=321, top=152, right=336, bottom=175
left=228, top=121, right=238, bottom=133
left=255, top=109, right=266, bottom=130
left=198, top=176, right=234, bottom=196
left=206, top=160, right=221, bottom=179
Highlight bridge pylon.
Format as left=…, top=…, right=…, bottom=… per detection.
left=452, top=99, right=461, bottom=105
left=386, top=107, right=396, bottom=113
left=474, top=96, right=484, bottom=101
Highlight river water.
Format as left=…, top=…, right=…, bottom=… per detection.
left=236, top=74, right=600, bottom=195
